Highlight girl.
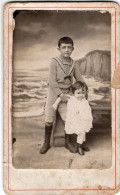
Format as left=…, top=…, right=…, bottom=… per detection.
left=52, top=81, right=93, bottom=155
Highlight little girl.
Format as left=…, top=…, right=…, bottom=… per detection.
left=52, top=81, right=93, bottom=155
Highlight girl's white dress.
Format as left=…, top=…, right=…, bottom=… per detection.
left=65, top=96, right=93, bottom=135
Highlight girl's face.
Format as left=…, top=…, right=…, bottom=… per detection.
left=74, top=88, right=86, bottom=100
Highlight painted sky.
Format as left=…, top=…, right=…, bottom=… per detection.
left=13, top=10, right=111, bottom=70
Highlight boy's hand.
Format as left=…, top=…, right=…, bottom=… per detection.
left=59, top=93, right=68, bottom=102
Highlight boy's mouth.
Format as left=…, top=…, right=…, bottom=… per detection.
left=64, top=53, right=70, bottom=56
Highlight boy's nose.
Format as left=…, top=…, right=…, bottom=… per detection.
left=65, top=47, right=69, bottom=51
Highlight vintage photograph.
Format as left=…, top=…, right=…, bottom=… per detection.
left=12, top=10, right=111, bottom=169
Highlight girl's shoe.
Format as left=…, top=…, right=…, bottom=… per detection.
left=82, top=142, right=90, bottom=151
left=65, top=133, right=77, bottom=153
left=78, top=144, right=85, bottom=155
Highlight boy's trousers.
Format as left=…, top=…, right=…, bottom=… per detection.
left=45, top=96, right=70, bottom=123
left=45, top=88, right=71, bottom=123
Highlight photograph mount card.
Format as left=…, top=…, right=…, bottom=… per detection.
left=3, top=2, right=120, bottom=194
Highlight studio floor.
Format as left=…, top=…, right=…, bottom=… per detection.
left=12, top=115, right=112, bottom=169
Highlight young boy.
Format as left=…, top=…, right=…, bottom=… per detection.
left=40, top=37, right=87, bottom=154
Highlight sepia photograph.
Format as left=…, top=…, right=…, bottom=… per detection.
left=12, top=9, right=112, bottom=169
left=4, top=2, right=120, bottom=193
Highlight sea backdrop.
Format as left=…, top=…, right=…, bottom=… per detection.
left=12, top=68, right=111, bottom=118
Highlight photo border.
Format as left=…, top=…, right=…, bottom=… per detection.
left=6, top=5, right=117, bottom=192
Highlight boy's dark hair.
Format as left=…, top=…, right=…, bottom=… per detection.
left=58, top=37, right=74, bottom=48
left=72, top=81, right=88, bottom=93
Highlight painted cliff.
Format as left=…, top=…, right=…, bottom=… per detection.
left=76, top=50, right=111, bottom=81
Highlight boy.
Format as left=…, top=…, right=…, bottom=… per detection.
left=40, top=37, right=87, bottom=154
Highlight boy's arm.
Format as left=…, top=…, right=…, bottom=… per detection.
left=74, top=61, right=88, bottom=89
left=48, top=59, right=63, bottom=96
left=52, top=94, right=71, bottom=111
left=74, top=61, right=85, bottom=82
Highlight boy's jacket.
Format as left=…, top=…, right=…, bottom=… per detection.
left=48, top=55, right=84, bottom=96
left=45, top=55, right=85, bottom=118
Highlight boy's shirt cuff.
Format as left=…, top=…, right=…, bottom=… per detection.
left=54, top=88, right=63, bottom=97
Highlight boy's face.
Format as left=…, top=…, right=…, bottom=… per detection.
left=58, top=43, right=74, bottom=58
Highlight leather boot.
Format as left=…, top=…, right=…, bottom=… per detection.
left=78, top=144, right=85, bottom=155
left=65, top=133, right=77, bottom=153
left=70, top=134, right=78, bottom=153
left=40, top=125, right=53, bottom=154
left=82, top=141, right=90, bottom=151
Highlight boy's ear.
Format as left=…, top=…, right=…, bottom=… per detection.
left=72, top=47, right=74, bottom=51
left=57, top=47, right=60, bottom=51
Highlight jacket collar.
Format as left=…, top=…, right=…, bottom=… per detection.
left=59, top=54, right=72, bottom=65
left=57, top=55, right=75, bottom=75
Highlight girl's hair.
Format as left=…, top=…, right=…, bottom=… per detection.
left=58, top=37, right=74, bottom=48
left=72, top=81, right=88, bottom=93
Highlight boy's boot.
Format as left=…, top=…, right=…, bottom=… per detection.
left=65, top=133, right=77, bottom=153
left=78, top=144, right=85, bottom=155
left=40, top=125, right=53, bottom=154
left=82, top=141, right=90, bottom=151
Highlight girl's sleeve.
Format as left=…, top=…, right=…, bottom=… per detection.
left=66, top=98, right=76, bottom=118
left=79, top=101, right=93, bottom=121
left=85, top=101, right=93, bottom=121
left=48, top=59, right=63, bottom=96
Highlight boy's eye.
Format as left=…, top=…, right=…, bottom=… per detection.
left=68, top=46, right=72, bottom=49
left=61, top=46, right=72, bottom=49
